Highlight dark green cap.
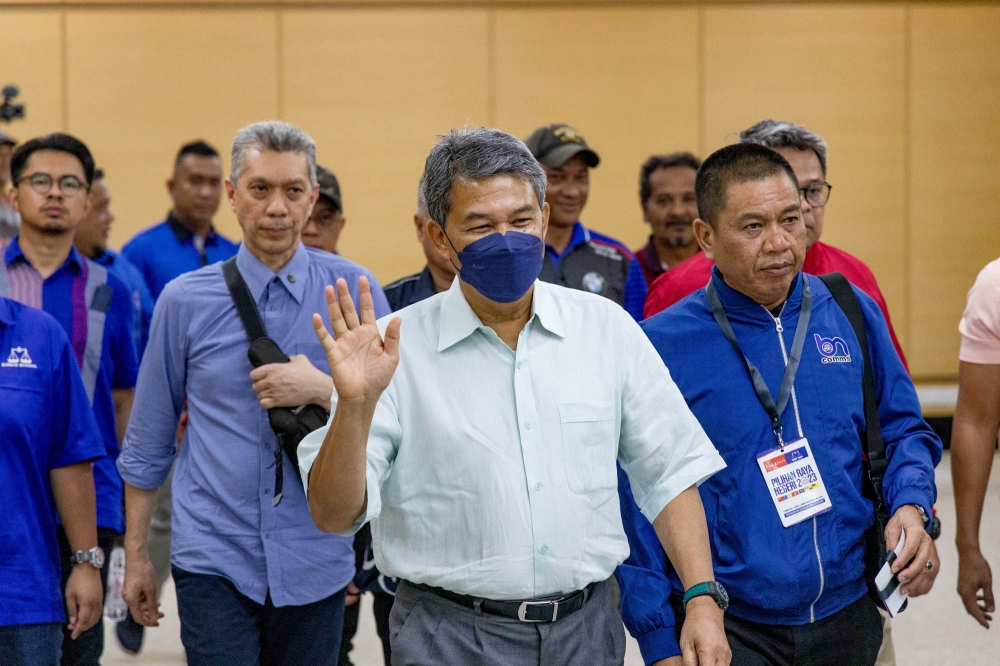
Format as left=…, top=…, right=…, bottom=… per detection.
left=524, top=124, right=600, bottom=169
left=315, top=164, right=342, bottom=212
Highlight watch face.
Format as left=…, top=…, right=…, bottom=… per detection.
left=92, top=548, right=105, bottom=569
left=712, top=582, right=730, bottom=609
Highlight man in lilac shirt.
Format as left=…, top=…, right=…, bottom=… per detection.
left=117, top=121, right=390, bottom=666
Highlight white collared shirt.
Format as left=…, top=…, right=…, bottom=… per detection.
left=299, top=279, right=724, bottom=599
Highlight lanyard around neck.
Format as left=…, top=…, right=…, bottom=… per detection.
left=705, top=276, right=812, bottom=450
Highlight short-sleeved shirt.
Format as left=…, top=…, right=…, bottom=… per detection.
left=383, top=266, right=439, bottom=312
left=0, top=297, right=105, bottom=627
left=959, top=258, right=1000, bottom=365
left=5, top=238, right=139, bottom=533
left=122, top=213, right=239, bottom=301
left=298, top=279, right=725, bottom=600
left=93, top=248, right=154, bottom=359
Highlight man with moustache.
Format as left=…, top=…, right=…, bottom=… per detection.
left=301, top=165, right=347, bottom=255
left=643, top=122, right=906, bottom=368
left=0, top=130, right=19, bottom=245
left=74, top=168, right=154, bottom=358
left=525, top=123, right=648, bottom=320
left=634, top=153, right=702, bottom=287
left=300, top=126, right=730, bottom=665
left=4, top=133, right=139, bottom=665
left=619, top=143, right=940, bottom=666
left=117, top=121, right=389, bottom=666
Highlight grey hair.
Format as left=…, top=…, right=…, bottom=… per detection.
left=416, top=173, right=428, bottom=215
left=739, top=120, right=828, bottom=175
left=230, top=121, right=317, bottom=186
left=421, top=126, right=547, bottom=228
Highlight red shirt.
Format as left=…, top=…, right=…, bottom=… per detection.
left=643, top=241, right=908, bottom=369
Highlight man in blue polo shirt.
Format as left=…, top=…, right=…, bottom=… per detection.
left=5, top=133, right=139, bottom=666
left=525, top=123, right=647, bottom=320
left=118, top=121, right=390, bottom=666
left=0, top=295, right=108, bottom=666
left=74, top=168, right=154, bottom=358
left=122, top=140, right=238, bottom=300
left=618, top=144, right=940, bottom=666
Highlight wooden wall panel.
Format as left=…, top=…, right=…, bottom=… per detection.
left=909, top=6, right=1000, bottom=377
left=0, top=10, right=63, bottom=141
left=282, top=8, right=489, bottom=283
left=493, top=7, right=700, bottom=252
left=704, top=5, right=909, bottom=355
left=64, top=9, right=280, bottom=247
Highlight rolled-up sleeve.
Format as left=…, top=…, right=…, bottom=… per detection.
left=618, top=315, right=725, bottom=522
left=299, top=344, right=401, bottom=537
left=116, top=282, right=188, bottom=489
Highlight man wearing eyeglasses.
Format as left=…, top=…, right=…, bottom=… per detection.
left=3, top=133, right=139, bottom=665
left=643, top=120, right=907, bottom=369
left=301, top=165, right=347, bottom=255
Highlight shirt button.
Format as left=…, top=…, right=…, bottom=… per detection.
left=265, top=444, right=272, bottom=450
left=265, top=533, right=271, bottom=540
left=524, top=422, right=531, bottom=430
left=540, top=545, right=548, bottom=554
left=264, top=489, right=270, bottom=495
left=272, top=277, right=280, bottom=284
left=270, top=306, right=276, bottom=312
left=516, top=361, right=522, bottom=370
left=534, top=483, right=542, bottom=491
left=288, top=274, right=296, bottom=283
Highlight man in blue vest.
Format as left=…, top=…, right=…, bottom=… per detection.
left=5, top=133, right=139, bottom=666
left=618, top=143, right=941, bottom=666
left=74, top=168, right=154, bottom=359
left=0, top=294, right=108, bottom=665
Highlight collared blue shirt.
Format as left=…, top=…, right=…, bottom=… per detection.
left=118, top=243, right=391, bottom=606
left=93, top=248, right=154, bottom=359
left=5, top=238, right=138, bottom=533
left=383, top=266, right=439, bottom=312
left=0, top=297, right=105, bottom=627
left=122, top=213, right=239, bottom=301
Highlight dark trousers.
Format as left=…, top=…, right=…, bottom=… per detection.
left=673, top=593, right=883, bottom=666
left=56, top=526, right=120, bottom=666
left=0, top=622, right=63, bottom=666
left=339, top=591, right=393, bottom=666
left=339, top=522, right=393, bottom=666
left=173, top=566, right=346, bottom=666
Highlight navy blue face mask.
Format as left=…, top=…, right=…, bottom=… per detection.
left=445, top=230, right=544, bottom=303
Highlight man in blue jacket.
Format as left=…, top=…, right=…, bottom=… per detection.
left=619, top=143, right=941, bottom=666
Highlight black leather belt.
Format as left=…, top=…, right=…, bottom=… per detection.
left=409, top=581, right=599, bottom=623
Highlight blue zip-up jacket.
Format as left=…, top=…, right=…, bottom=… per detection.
left=617, top=269, right=941, bottom=665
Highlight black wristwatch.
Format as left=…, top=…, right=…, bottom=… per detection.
left=928, top=515, right=941, bottom=541
left=683, top=581, right=729, bottom=611
left=70, top=547, right=105, bottom=570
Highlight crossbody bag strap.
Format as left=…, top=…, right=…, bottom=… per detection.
left=818, top=272, right=888, bottom=482
left=222, top=257, right=267, bottom=345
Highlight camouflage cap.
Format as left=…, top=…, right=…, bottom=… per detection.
left=524, top=123, right=600, bottom=169
left=315, top=164, right=342, bottom=212
left=0, top=130, right=16, bottom=147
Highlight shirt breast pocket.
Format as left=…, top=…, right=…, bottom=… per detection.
left=559, top=401, right=618, bottom=494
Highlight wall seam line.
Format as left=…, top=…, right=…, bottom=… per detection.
left=697, top=4, right=705, bottom=156
left=276, top=8, right=285, bottom=119
left=903, top=2, right=912, bottom=360
left=61, top=8, right=69, bottom=131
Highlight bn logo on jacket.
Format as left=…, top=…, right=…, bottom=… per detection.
left=815, top=334, right=851, bottom=364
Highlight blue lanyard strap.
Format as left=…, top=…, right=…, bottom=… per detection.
left=705, top=277, right=812, bottom=449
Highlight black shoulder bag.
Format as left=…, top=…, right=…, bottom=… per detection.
left=819, top=272, right=903, bottom=610
left=223, top=257, right=331, bottom=506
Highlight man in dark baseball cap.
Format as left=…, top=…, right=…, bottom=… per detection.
left=302, top=164, right=346, bottom=255
left=524, top=123, right=647, bottom=320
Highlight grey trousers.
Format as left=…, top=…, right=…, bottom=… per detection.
left=389, top=579, right=625, bottom=666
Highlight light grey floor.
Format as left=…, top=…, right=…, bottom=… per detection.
left=103, top=451, right=1000, bottom=665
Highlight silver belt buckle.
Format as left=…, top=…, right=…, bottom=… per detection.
left=517, top=600, right=558, bottom=623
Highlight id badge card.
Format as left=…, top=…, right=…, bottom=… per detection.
left=757, top=438, right=833, bottom=528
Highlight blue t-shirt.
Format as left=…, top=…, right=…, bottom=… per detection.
left=123, top=214, right=239, bottom=301
left=94, top=248, right=154, bottom=360
left=0, top=297, right=106, bottom=627
left=5, top=240, right=139, bottom=533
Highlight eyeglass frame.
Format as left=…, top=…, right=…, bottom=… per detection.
left=15, top=172, right=89, bottom=197
left=798, top=181, right=832, bottom=208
